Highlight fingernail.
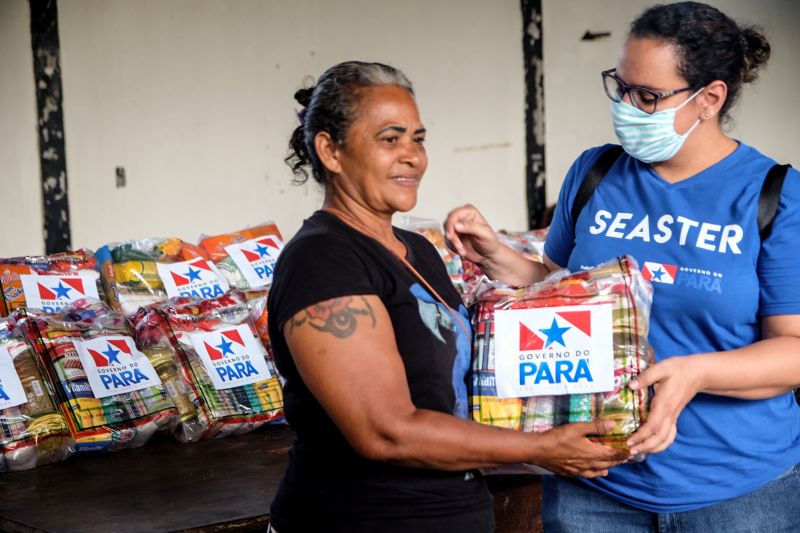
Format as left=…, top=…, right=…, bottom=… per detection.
left=629, top=379, right=639, bottom=390
left=454, top=223, right=463, bottom=231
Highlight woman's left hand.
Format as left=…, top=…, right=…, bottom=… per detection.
left=626, top=355, right=706, bottom=455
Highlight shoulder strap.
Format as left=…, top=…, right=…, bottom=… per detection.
left=322, top=207, right=469, bottom=338
left=571, top=145, right=624, bottom=231
left=758, top=164, right=791, bottom=241
left=754, top=164, right=795, bottom=403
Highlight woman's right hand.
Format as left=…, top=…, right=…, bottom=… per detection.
left=443, top=204, right=501, bottom=265
left=531, top=419, right=630, bottom=478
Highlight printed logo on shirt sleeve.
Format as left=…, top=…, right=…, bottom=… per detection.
left=642, top=262, right=678, bottom=284
left=642, top=261, right=724, bottom=294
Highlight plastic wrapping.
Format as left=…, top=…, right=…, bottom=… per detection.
left=0, top=317, right=74, bottom=471
left=469, top=256, right=652, bottom=455
left=129, top=290, right=284, bottom=442
left=397, top=217, right=550, bottom=302
left=95, top=238, right=227, bottom=317
left=243, top=289, right=272, bottom=348
left=197, top=223, right=284, bottom=356
left=396, top=216, right=467, bottom=294
left=16, top=302, right=177, bottom=452
left=460, top=228, right=550, bottom=306
left=496, top=228, right=548, bottom=262
left=198, top=222, right=284, bottom=290
left=0, top=249, right=105, bottom=316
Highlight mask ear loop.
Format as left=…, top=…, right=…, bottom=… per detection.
left=674, top=87, right=706, bottom=111
left=674, top=87, right=706, bottom=137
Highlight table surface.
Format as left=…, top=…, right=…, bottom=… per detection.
left=0, top=425, right=542, bottom=533
left=0, top=425, right=295, bottom=533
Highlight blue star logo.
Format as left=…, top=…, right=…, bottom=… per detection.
left=255, top=244, right=271, bottom=258
left=539, top=318, right=571, bottom=348
left=652, top=267, right=665, bottom=281
left=184, top=267, right=202, bottom=282
left=215, top=338, right=235, bottom=357
left=102, top=345, right=122, bottom=365
left=52, top=282, right=73, bottom=299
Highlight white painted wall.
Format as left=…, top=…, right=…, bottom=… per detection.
left=1, top=0, right=797, bottom=257
left=0, top=0, right=43, bottom=256
left=55, top=0, right=526, bottom=250
left=542, top=0, right=800, bottom=205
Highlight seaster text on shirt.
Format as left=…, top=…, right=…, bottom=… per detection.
left=588, top=210, right=743, bottom=254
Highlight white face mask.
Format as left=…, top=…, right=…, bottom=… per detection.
left=610, top=88, right=704, bottom=163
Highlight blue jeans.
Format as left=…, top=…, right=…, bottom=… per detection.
left=541, top=465, right=800, bottom=533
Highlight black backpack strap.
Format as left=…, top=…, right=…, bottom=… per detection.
left=571, top=145, right=624, bottom=231
left=755, top=163, right=795, bottom=403
left=758, top=164, right=791, bottom=241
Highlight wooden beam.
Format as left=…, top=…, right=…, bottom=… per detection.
left=521, top=0, right=546, bottom=229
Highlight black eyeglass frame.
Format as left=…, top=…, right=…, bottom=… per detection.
left=602, top=68, right=693, bottom=114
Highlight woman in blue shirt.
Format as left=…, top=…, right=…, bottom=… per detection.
left=446, top=2, right=800, bottom=531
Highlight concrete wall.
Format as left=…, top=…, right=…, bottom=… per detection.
left=2, top=0, right=526, bottom=255
left=542, top=0, right=800, bottom=205
left=1, top=0, right=797, bottom=256
left=0, top=0, right=43, bottom=256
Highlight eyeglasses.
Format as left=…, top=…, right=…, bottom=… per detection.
left=602, top=68, right=693, bottom=114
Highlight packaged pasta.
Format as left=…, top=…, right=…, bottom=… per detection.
left=129, top=290, right=284, bottom=442
left=95, top=238, right=228, bottom=317
left=198, top=223, right=284, bottom=290
left=0, top=317, right=74, bottom=471
left=469, top=256, right=652, bottom=455
left=16, top=302, right=177, bottom=452
left=0, top=249, right=105, bottom=316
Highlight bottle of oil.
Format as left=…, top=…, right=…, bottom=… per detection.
left=144, top=348, right=197, bottom=423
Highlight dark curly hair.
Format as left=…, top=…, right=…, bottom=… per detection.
left=630, top=1, right=770, bottom=122
left=285, top=61, right=413, bottom=185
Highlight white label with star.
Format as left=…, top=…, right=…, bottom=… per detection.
left=187, top=324, right=272, bottom=390
left=74, top=335, right=162, bottom=399
left=224, top=236, right=284, bottom=288
left=20, top=274, right=100, bottom=312
left=0, top=345, right=28, bottom=410
left=493, top=304, right=615, bottom=398
left=156, top=258, right=230, bottom=300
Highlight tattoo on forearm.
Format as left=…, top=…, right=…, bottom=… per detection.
left=289, top=296, right=376, bottom=338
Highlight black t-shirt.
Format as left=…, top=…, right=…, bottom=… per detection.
left=267, top=211, right=493, bottom=533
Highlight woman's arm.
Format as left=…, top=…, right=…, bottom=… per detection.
left=626, top=314, right=800, bottom=454
left=698, top=314, right=800, bottom=397
left=285, top=295, right=628, bottom=477
left=443, top=204, right=559, bottom=286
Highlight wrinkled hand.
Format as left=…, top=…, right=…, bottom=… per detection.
left=627, top=356, right=704, bottom=455
left=443, top=204, right=500, bottom=265
left=534, top=419, right=630, bottom=478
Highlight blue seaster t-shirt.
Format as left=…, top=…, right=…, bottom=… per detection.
left=545, top=143, right=800, bottom=512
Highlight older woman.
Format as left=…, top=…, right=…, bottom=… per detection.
left=446, top=3, right=800, bottom=531
left=266, top=61, right=626, bottom=532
